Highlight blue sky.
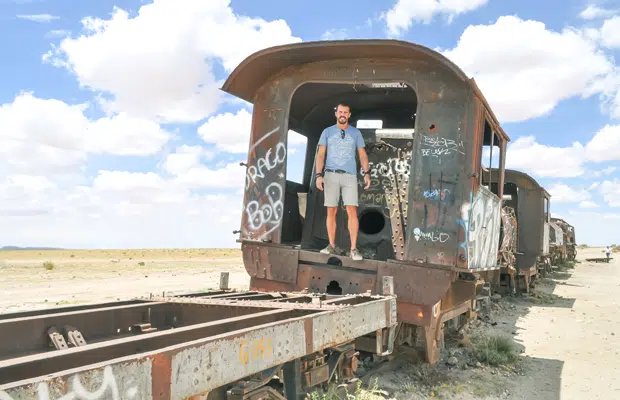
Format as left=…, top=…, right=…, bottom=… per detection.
left=1, top=0, right=620, bottom=248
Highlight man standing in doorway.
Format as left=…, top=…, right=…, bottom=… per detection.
left=314, top=102, right=371, bottom=261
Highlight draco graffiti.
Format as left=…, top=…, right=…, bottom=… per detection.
left=245, top=142, right=286, bottom=189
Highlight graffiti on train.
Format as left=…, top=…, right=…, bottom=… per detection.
left=458, top=187, right=502, bottom=269
left=413, top=228, right=450, bottom=243
left=246, top=141, right=286, bottom=189
left=369, top=149, right=412, bottom=178
left=0, top=365, right=140, bottom=400
left=245, top=182, right=284, bottom=238
left=421, top=135, right=465, bottom=158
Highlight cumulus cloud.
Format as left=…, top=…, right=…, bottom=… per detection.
left=579, top=5, right=615, bottom=20
left=198, top=108, right=308, bottom=154
left=162, top=145, right=213, bottom=176
left=0, top=93, right=172, bottom=179
left=42, top=0, right=302, bottom=123
left=502, top=136, right=586, bottom=178
left=440, top=15, right=614, bottom=123
left=547, top=183, right=591, bottom=203
left=598, top=179, right=620, bottom=207
left=382, top=0, right=488, bottom=37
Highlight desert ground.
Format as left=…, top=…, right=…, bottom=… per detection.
left=0, top=246, right=618, bottom=399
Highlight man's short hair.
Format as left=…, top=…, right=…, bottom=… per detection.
left=335, top=101, right=351, bottom=111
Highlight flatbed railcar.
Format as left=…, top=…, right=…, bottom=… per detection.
left=224, top=39, right=513, bottom=364
left=0, top=273, right=398, bottom=400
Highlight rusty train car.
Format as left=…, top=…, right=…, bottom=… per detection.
left=223, top=39, right=512, bottom=364
left=484, top=169, right=554, bottom=292
left=551, top=217, right=577, bottom=261
left=485, top=168, right=580, bottom=293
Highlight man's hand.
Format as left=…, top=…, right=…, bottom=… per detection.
left=363, top=174, right=371, bottom=190
left=316, top=176, right=324, bottom=191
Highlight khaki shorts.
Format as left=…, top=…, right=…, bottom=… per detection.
left=324, top=171, right=358, bottom=207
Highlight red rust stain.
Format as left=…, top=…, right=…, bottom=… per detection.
left=151, top=353, right=172, bottom=399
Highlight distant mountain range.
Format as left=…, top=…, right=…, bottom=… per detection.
left=0, top=246, right=64, bottom=251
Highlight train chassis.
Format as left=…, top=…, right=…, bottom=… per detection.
left=0, top=273, right=398, bottom=400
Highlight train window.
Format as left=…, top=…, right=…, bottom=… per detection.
left=356, top=120, right=383, bottom=129
left=481, top=120, right=502, bottom=196
left=286, top=130, right=307, bottom=184
left=544, top=197, right=550, bottom=222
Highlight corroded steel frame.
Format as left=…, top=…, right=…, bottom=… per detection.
left=0, top=291, right=397, bottom=399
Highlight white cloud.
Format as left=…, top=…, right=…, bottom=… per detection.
left=590, top=166, right=617, bottom=177
left=198, top=108, right=253, bottom=153
left=383, top=0, right=488, bottom=37
left=0, top=185, right=243, bottom=248
left=440, top=15, right=614, bottom=123
left=163, top=145, right=213, bottom=175
left=42, top=0, right=302, bottom=124
left=548, top=183, right=591, bottom=203
left=580, top=5, right=615, bottom=20
left=598, top=179, right=620, bottom=206
left=172, top=162, right=246, bottom=190
left=16, top=14, right=58, bottom=23
left=198, top=108, right=308, bottom=153
left=85, top=113, right=171, bottom=156
left=0, top=93, right=171, bottom=179
left=599, top=16, right=620, bottom=48
left=585, top=124, right=620, bottom=162
left=579, top=200, right=600, bottom=208
left=503, top=136, right=586, bottom=178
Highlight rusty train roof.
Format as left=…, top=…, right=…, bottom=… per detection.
left=222, top=40, right=467, bottom=102
left=220, top=39, right=507, bottom=139
left=490, top=168, right=550, bottom=196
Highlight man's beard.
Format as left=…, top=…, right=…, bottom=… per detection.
left=338, top=116, right=348, bottom=124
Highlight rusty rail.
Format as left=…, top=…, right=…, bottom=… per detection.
left=0, top=277, right=397, bottom=399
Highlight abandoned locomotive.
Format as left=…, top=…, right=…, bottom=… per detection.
left=224, top=39, right=514, bottom=364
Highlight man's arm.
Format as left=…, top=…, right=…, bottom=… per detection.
left=357, top=147, right=369, bottom=173
left=316, top=129, right=328, bottom=175
left=316, top=145, right=326, bottom=174
left=356, top=131, right=369, bottom=173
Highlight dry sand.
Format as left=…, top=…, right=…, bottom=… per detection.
left=1, top=246, right=618, bottom=399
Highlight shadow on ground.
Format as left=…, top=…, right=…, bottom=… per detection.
left=353, top=261, right=581, bottom=399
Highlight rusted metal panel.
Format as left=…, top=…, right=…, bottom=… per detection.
left=311, top=299, right=392, bottom=351
left=171, top=320, right=307, bottom=399
left=405, top=100, right=469, bottom=268
left=376, top=262, right=453, bottom=306
left=242, top=243, right=299, bottom=284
